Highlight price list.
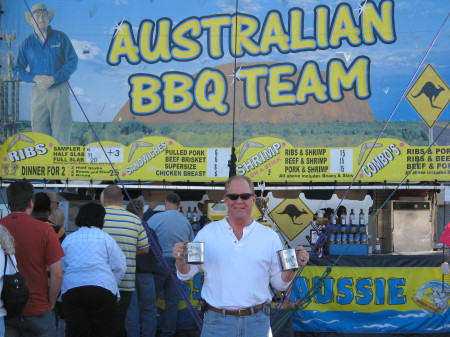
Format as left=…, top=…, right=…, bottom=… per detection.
left=207, top=148, right=231, bottom=178
left=330, top=149, right=353, bottom=173
left=86, top=146, right=124, bottom=163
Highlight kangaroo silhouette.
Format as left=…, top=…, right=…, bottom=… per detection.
left=412, top=81, right=445, bottom=109
left=278, top=204, right=307, bottom=225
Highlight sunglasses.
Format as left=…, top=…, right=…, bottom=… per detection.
left=225, top=193, right=254, bottom=201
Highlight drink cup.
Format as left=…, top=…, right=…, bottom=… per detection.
left=277, top=248, right=298, bottom=271
left=186, top=242, right=205, bottom=264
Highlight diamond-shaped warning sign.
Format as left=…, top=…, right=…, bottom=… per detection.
left=406, top=64, right=450, bottom=128
left=269, top=198, right=313, bottom=241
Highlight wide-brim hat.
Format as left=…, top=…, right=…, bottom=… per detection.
left=25, top=3, right=55, bottom=27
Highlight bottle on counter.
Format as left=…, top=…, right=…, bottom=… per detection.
left=335, top=232, right=342, bottom=244
left=354, top=232, right=361, bottom=244
left=340, top=224, right=348, bottom=244
left=187, top=207, right=193, bottom=222
left=179, top=207, right=185, bottom=216
left=340, top=209, right=347, bottom=225
left=374, top=238, right=381, bottom=254
left=347, top=233, right=354, bottom=245
left=359, top=209, right=365, bottom=225
left=360, top=230, right=368, bottom=245
left=328, top=231, right=336, bottom=244
left=350, top=216, right=357, bottom=233
left=331, top=211, right=337, bottom=225
left=349, top=209, right=355, bottom=225
left=193, top=206, right=199, bottom=219
left=191, top=211, right=199, bottom=232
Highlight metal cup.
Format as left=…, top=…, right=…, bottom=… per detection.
left=186, top=242, right=205, bottom=264
left=277, top=248, right=298, bottom=271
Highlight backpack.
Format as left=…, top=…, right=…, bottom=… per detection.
left=2, top=254, right=29, bottom=318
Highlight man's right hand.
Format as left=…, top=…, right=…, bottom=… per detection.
left=34, top=75, right=55, bottom=89
left=173, top=241, right=188, bottom=261
left=173, top=241, right=191, bottom=274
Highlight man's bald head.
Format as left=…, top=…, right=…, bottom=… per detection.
left=102, top=185, right=123, bottom=206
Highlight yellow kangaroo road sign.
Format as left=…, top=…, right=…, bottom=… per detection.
left=269, top=198, right=313, bottom=240
left=406, top=64, right=450, bottom=128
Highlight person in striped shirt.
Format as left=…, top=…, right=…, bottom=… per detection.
left=101, top=185, right=150, bottom=337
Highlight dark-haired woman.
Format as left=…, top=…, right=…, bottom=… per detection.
left=61, top=203, right=126, bottom=337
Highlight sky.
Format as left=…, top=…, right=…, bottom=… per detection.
left=1, top=0, right=449, bottom=123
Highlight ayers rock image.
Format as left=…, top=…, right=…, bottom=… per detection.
left=114, top=61, right=376, bottom=125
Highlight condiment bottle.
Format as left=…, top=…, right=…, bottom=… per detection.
left=374, top=238, right=381, bottom=254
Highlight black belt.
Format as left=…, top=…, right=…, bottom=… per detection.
left=206, top=303, right=264, bottom=317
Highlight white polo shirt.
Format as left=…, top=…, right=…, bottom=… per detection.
left=177, top=218, right=291, bottom=309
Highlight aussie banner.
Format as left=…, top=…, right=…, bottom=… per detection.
left=175, top=266, right=450, bottom=334
left=290, top=266, right=450, bottom=334
left=0, top=0, right=449, bottom=183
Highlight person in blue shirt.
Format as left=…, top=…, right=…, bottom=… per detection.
left=149, top=193, right=194, bottom=337
left=14, top=3, right=78, bottom=145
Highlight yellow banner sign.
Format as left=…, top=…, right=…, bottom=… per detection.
left=1, top=133, right=450, bottom=183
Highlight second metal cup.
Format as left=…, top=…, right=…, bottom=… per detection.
left=277, top=248, right=298, bottom=271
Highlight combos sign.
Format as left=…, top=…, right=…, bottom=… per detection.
left=2, top=134, right=450, bottom=182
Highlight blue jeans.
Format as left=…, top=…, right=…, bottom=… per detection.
left=5, top=309, right=56, bottom=337
left=115, top=291, right=133, bottom=337
left=126, top=273, right=157, bottom=337
left=154, top=258, right=180, bottom=337
left=201, top=310, right=271, bottom=337
left=0, top=317, right=4, bottom=337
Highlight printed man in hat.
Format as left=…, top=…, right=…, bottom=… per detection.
left=14, top=3, right=78, bottom=145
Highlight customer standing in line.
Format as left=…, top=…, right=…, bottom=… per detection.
left=149, top=193, right=194, bottom=337
left=126, top=199, right=162, bottom=337
left=101, top=185, right=149, bottom=337
left=0, top=225, right=18, bottom=336
left=61, top=203, right=126, bottom=337
left=1, top=181, right=64, bottom=337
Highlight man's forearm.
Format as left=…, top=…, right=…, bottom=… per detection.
left=281, top=269, right=295, bottom=283
left=48, top=260, right=63, bottom=308
left=48, top=272, right=63, bottom=308
left=176, top=257, right=191, bottom=275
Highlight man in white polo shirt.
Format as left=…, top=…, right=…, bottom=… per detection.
left=173, top=176, right=309, bottom=337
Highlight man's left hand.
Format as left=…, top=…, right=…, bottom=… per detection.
left=296, top=246, right=309, bottom=267
left=281, top=246, right=309, bottom=283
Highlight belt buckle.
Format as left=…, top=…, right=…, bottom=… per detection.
left=238, top=308, right=244, bottom=317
